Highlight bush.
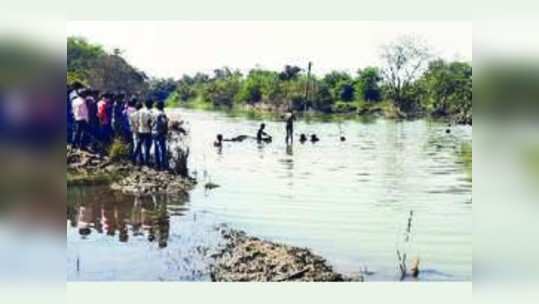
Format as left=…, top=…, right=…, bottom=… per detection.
left=333, top=101, right=357, bottom=113
left=108, top=138, right=130, bottom=161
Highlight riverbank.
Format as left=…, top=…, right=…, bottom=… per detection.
left=168, top=97, right=468, bottom=125
left=210, top=227, right=357, bottom=282
left=67, top=146, right=195, bottom=196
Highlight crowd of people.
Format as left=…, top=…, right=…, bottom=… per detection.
left=67, top=82, right=170, bottom=171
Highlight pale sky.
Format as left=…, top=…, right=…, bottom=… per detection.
left=68, top=21, right=472, bottom=79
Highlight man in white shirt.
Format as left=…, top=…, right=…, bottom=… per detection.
left=137, top=99, right=154, bottom=166
left=129, top=102, right=143, bottom=165
left=71, top=90, right=90, bottom=149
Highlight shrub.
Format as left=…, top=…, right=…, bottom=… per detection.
left=108, top=138, right=129, bottom=161
left=333, top=101, right=357, bottom=113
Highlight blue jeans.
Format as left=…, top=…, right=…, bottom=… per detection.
left=153, top=133, right=167, bottom=170
left=131, top=134, right=142, bottom=165
left=100, top=124, right=113, bottom=146
left=138, top=133, right=152, bottom=166
left=72, top=120, right=88, bottom=149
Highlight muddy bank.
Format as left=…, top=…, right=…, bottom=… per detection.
left=67, top=147, right=127, bottom=186
left=210, top=228, right=359, bottom=282
left=110, top=166, right=194, bottom=196
left=67, top=146, right=195, bottom=196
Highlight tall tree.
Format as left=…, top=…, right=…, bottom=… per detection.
left=420, top=59, right=472, bottom=123
left=380, top=35, right=432, bottom=112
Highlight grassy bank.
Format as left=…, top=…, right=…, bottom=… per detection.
left=67, top=170, right=124, bottom=187
left=167, top=92, right=405, bottom=123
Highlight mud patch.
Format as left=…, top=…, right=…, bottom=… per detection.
left=210, top=228, right=359, bottom=282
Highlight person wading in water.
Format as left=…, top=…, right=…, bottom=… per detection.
left=256, top=123, right=272, bottom=143
left=284, top=111, right=295, bottom=145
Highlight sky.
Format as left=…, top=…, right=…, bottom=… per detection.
left=68, top=21, right=472, bottom=79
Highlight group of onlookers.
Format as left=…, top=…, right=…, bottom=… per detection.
left=67, top=82, right=169, bottom=170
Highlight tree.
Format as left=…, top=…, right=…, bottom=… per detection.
left=147, top=78, right=178, bottom=102
left=380, top=35, right=432, bottom=112
left=67, top=37, right=106, bottom=83
left=192, top=72, right=210, bottom=83
left=237, top=69, right=281, bottom=104
left=201, top=73, right=242, bottom=108
left=279, top=65, right=302, bottom=81
left=310, top=81, right=335, bottom=113
left=67, top=36, right=147, bottom=94
left=356, top=67, right=382, bottom=102
left=322, top=71, right=355, bottom=102
left=420, top=59, right=472, bottom=123
left=336, top=81, right=355, bottom=102
left=176, top=75, right=196, bottom=101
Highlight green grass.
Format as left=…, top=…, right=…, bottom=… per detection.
left=67, top=169, right=124, bottom=187
left=108, top=138, right=130, bottom=161
left=168, top=96, right=403, bottom=123
left=166, top=93, right=215, bottom=111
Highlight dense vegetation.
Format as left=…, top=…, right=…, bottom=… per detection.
left=67, top=35, right=472, bottom=124
left=67, top=37, right=148, bottom=94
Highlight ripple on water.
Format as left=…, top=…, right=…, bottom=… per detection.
left=68, top=110, right=472, bottom=281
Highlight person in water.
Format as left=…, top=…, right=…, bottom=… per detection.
left=299, top=133, right=307, bottom=144
left=310, top=134, right=320, bottom=143
left=340, top=136, right=346, bottom=142
left=284, top=111, right=295, bottom=145
left=227, top=135, right=249, bottom=142
left=214, top=134, right=250, bottom=146
left=256, top=123, right=272, bottom=142
left=214, top=134, right=223, bottom=147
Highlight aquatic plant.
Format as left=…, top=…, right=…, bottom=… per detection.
left=397, top=210, right=420, bottom=280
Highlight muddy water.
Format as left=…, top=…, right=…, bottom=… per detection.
left=67, top=109, right=472, bottom=281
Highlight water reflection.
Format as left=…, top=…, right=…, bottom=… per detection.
left=286, top=144, right=294, bottom=156
left=67, top=109, right=472, bottom=281
left=67, top=186, right=187, bottom=249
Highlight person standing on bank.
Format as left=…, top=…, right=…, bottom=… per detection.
left=97, top=93, right=113, bottom=146
left=138, top=99, right=154, bottom=166
left=71, top=89, right=90, bottom=150
left=129, top=102, right=143, bottom=165
left=152, top=101, right=169, bottom=171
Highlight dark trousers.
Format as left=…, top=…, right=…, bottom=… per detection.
left=138, top=133, right=152, bottom=166
left=286, top=125, right=293, bottom=144
left=73, top=120, right=88, bottom=149
left=153, top=134, right=168, bottom=170
left=67, top=119, right=73, bottom=144
left=100, top=124, right=113, bottom=146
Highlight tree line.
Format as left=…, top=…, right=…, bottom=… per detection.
left=67, top=35, right=472, bottom=124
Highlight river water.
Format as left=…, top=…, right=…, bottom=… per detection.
left=67, top=109, right=472, bottom=281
